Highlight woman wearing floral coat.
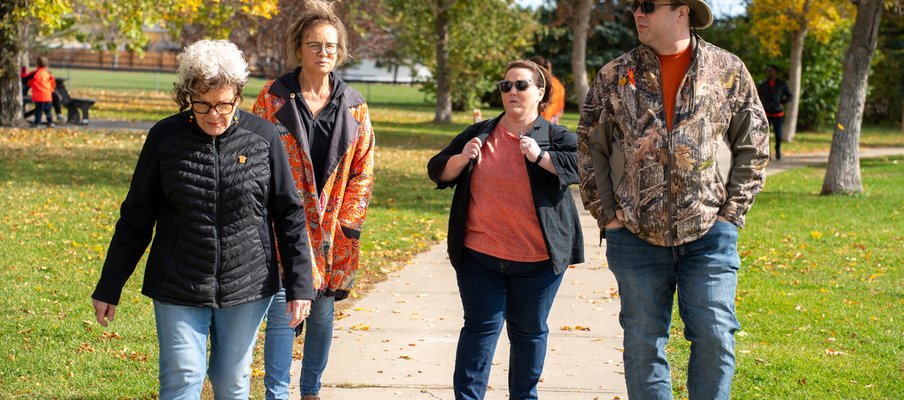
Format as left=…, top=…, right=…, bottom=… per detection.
left=252, top=2, right=375, bottom=398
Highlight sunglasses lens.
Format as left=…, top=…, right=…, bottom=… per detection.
left=515, top=80, right=531, bottom=91
left=633, top=1, right=656, bottom=13
left=498, top=81, right=513, bottom=92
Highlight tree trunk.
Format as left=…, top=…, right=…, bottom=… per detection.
left=784, top=24, right=808, bottom=142
left=571, top=0, right=592, bottom=107
left=821, top=0, right=884, bottom=195
left=433, top=0, right=452, bottom=124
left=0, top=0, right=27, bottom=127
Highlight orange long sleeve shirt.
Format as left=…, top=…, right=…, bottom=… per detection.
left=657, top=45, right=692, bottom=131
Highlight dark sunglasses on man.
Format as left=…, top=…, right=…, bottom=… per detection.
left=497, top=79, right=536, bottom=93
left=632, top=1, right=684, bottom=14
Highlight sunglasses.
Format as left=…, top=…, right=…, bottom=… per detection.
left=497, top=80, right=536, bottom=93
left=632, top=1, right=683, bottom=14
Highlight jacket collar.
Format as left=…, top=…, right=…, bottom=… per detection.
left=637, top=33, right=703, bottom=65
left=266, top=71, right=361, bottom=198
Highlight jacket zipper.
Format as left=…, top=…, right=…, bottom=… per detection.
left=212, top=135, right=221, bottom=306
left=658, top=43, right=697, bottom=247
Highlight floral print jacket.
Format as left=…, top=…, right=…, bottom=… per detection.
left=253, top=76, right=375, bottom=300
left=577, top=36, right=769, bottom=247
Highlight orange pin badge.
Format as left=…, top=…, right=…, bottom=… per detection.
left=238, top=155, right=247, bottom=164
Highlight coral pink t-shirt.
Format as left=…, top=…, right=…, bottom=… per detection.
left=464, top=124, right=548, bottom=262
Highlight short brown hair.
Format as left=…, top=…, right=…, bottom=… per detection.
left=37, top=56, right=49, bottom=68
left=286, top=0, right=349, bottom=68
left=504, top=59, right=552, bottom=114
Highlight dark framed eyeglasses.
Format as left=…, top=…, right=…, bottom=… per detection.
left=304, top=42, right=340, bottom=55
left=191, top=97, right=239, bottom=115
left=497, top=80, right=536, bottom=93
left=632, top=1, right=683, bottom=14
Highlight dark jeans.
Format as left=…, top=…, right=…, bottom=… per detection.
left=33, top=102, right=53, bottom=126
left=767, top=116, right=783, bottom=159
left=453, top=248, right=564, bottom=400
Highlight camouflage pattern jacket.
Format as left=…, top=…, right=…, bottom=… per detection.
left=577, top=36, right=769, bottom=247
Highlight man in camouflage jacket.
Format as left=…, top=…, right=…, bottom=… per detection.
left=577, top=1, right=769, bottom=399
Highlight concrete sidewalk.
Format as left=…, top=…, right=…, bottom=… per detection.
left=289, top=147, right=904, bottom=400
left=300, top=188, right=625, bottom=400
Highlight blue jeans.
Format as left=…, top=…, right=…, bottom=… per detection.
left=453, top=248, right=564, bottom=400
left=153, top=296, right=273, bottom=400
left=605, top=222, right=741, bottom=400
left=264, top=289, right=335, bottom=399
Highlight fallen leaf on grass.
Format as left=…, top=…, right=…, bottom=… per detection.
left=113, top=349, right=149, bottom=362
left=76, top=342, right=94, bottom=353
left=825, top=348, right=845, bottom=356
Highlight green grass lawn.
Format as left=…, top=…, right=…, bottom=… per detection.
left=666, top=156, right=904, bottom=399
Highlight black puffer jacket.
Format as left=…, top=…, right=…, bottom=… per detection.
left=92, top=110, right=314, bottom=308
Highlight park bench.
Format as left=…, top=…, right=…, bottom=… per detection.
left=23, top=78, right=96, bottom=125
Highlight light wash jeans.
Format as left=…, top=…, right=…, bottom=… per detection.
left=605, top=221, right=741, bottom=400
left=153, top=296, right=273, bottom=400
left=264, top=289, right=335, bottom=399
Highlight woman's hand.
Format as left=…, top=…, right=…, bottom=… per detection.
left=519, top=136, right=541, bottom=162
left=461, top=137, right=482, bottom=161
left=92, top=299, right=116, bottom=327
left=286, top=299, right=312, bottom=328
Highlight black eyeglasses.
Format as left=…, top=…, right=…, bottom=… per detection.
left=632, top=1, right=683, bottom=14
left=497, top=80, right=536, bottom=93
left=191, top=97, right=239, bottom=115
left=303, top=42, right=340, bottom=55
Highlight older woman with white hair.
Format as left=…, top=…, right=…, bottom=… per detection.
left=90, top=39, right=315, bottom=400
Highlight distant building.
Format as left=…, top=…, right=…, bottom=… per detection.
left=337, top=59, right=431, bottom=84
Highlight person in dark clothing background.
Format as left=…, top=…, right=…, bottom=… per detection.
left=757, top=65, right=792, bottom=160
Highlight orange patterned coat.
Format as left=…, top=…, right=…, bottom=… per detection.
left=253, top=76, right=374, bottom=300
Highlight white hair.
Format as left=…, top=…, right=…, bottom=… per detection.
left=171, top=39, right=250, bottom=111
